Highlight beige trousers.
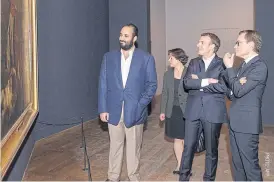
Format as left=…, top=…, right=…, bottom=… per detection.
left=108, top=107, right=144, bottom=181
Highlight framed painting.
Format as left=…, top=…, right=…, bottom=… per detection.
left=1, top=0, right=38, bottom=178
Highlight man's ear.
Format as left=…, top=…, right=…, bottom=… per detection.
left=210, top=43, right=216, bottom=52
left=133, top=36, right=137, bottom=43
left=248, top=41, right=255, bottom=51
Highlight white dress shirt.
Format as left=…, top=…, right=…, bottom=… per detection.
left=120, top=47, right=134, bottom=121
left=244, top=54, right=258, bottom=64
left=121, top=48, right=134, bottom=88
left=200, top=54, right=216, bottom=90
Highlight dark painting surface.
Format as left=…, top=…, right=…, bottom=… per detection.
left=1, top=0, right=32, bottom=139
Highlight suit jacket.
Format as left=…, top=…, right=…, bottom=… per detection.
left=225, top=56, right=268, bottom=134
left=160, top=67, right=188, bottom=118
left=98, top=48, right=157, bottom=128
left=183, top=55, right=227, bottom=123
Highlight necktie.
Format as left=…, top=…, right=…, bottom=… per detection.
left=237, top=61, right=246, bottom=76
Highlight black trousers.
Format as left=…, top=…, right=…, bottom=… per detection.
left=229, top=129, right=263, bottom=181
left=179, top=118, right=222, bottom=181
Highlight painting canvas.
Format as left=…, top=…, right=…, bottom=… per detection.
left=1, top=0, right=38, bottom=178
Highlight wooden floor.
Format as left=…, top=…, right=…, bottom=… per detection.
left=23, top=110, right=274, bottom=181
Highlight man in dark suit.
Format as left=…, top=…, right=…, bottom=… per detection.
left=98, top=23, right=157, bottom=181
left=223, top=30, right=268, bottom=181
left=179, top=33, right=227, bottom=181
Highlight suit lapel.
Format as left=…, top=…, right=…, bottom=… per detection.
left=198, top=58, right=207, bottom=78
left=199, top=58, right=205, bottom=72
left=238, top=56, right=260, bottom=77
left=171, top=67, right=186, bottom=95
left=237, top=61, right=246, bottom=77
left=182, top=66, right=187, bottom=78
left=170, top=68, right=175, bottom=93
left=116, top=51, right=123, bottom=88
left=206, top=55, right=219, bottom=72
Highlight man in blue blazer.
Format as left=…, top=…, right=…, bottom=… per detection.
left=98, top=23, right=157, bottom=181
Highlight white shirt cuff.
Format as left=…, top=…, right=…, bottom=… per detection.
left=201, top=79, right=209, bottom=87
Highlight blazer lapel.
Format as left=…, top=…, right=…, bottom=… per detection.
left=170, top=67, right=186, bottom=95
left=206, top=55, right=219, bottom=72
left=182, top=66, right=187, bottom=78
left=199, top=58, right=205, bottom=72
left=170, top=69, right=175, bottom=93
left=238, top=56, right=260, bottom=77
left=237, top=61, right=246, bottom=77
left=116, top=51, right=123, bottom=88
left=198, top=58, right=207, bottom=78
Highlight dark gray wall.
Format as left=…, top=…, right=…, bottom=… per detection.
left=35, top=0, right=109, bottom=140
left=255, top=0, right=274, bottom=125
left=109, top=0, right=150, bottom=52
left=4, top=0, right=109, bottom=180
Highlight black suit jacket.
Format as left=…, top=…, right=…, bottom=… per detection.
left=225, top=56, right=268, bottom=134
left=183, top=55, right=227, bottom=123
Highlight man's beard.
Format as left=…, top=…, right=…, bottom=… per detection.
left=119, top=40, right=134, bottom=50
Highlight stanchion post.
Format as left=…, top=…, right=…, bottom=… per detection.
left=80, top=117, right=84, bottom=148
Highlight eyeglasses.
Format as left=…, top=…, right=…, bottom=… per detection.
left=235, top=41, right=248, bottom=46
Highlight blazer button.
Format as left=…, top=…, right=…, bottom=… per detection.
left=179, top=94, right=182, bottom=96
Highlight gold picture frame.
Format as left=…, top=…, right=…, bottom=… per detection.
left=1, top=0, right=38, bottom=178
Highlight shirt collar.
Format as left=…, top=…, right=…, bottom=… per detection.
left=244, top=54, right=258, bottom=64
left=202, top=53, right=215, bottom=62
left=121, top=46, right=135, bottom=57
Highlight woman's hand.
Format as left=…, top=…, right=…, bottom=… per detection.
left=159, top=113, right=165, bottom=121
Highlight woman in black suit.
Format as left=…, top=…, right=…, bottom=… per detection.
left=159, top=48, right=188, bottom=174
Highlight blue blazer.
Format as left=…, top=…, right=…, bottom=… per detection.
left=98, top=48, right=157, bottom=128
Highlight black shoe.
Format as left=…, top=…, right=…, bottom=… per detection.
left=105, top=179, right=119, bottom=182
left=173, top=170, right=180, bottom=175
left=175, top=171, right=193, bottom=176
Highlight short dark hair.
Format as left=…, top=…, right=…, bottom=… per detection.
left=123, top=23, right=138, bottom=37
left=201, top=32, right=221, bottom=53
left=122, top=23, right=138, bottom=47
left=168, top=48, right=189, bottom=65
left=239, top=30, right=262, bottom=53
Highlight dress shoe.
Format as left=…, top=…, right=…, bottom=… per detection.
left=173, top=170, right=180, bottom=175
left=173, top=170, right=193, bottom=176
left=105, top=179, right=119, bottom=182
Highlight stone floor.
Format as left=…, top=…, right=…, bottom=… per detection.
left=23, top=111, right=274, bottom=181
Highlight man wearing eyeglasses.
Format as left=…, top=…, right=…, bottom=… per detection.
left=223, top=30, right=268, bottom=181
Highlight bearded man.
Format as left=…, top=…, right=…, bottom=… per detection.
left=98, top=23, right=157, bottom=181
